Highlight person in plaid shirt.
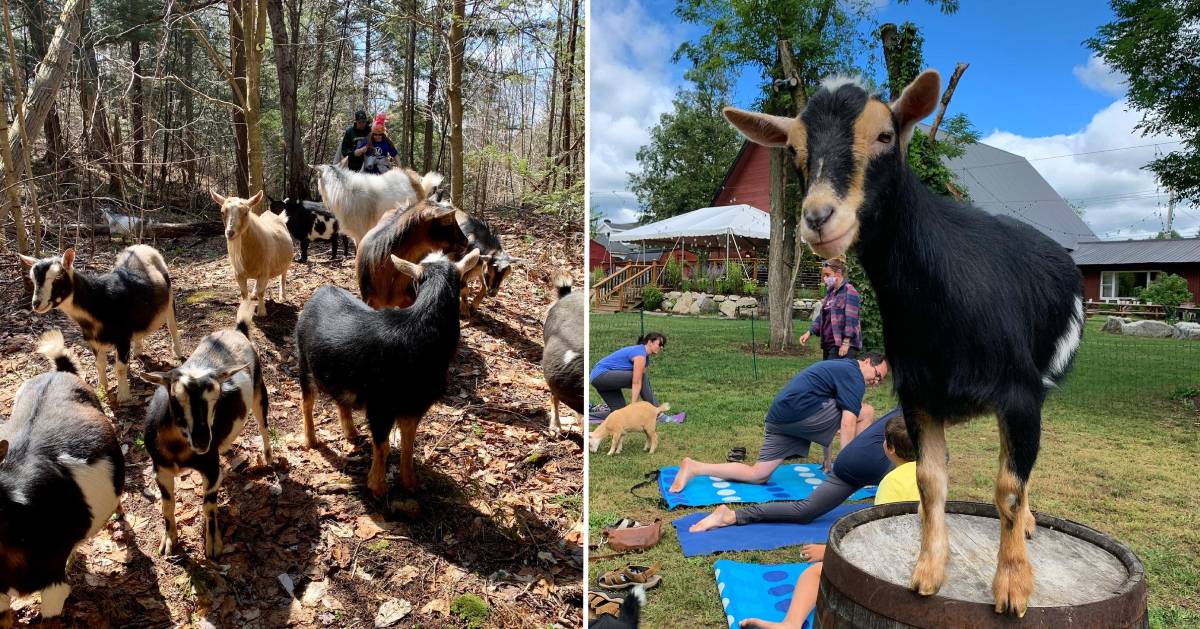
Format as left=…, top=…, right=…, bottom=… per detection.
left=800, top=258, right=861, bottom=360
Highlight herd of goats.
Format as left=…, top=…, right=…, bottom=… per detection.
left=1, top=163, right=585, bottom=623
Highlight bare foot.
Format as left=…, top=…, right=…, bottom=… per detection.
left=669, top=457, right=697, bottom=493
left=799, top=544, right=825, bottom=562
left=740, top=618, right=795, bottom=628
left=689, top=505, right=737, bottom=532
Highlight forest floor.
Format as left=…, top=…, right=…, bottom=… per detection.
left=0, top=209, right=584, bottom=628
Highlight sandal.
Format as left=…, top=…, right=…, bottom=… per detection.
left=727, top=446, right=747, bottom=462
left=589, top=591, right=622, bottom=618
left=597, top=561, right=663, bottom=590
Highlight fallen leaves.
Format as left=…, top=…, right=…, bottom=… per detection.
left=373, top=597, right=412, bottom=627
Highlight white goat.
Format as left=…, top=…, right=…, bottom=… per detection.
left=211, top=190, right=293, bottom=316
left=315, top=163, right=443, bottom=244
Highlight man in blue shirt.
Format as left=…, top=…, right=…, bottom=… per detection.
left=669, top=353, right=888, bottom=530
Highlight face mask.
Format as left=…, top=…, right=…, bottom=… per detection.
left=824, top=276, right=837, bottom=289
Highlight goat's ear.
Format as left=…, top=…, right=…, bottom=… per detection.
left=18, top=254, right=37, bottom=268
left=214, top=363, right=250, bottom=382
left=456, top=249, right=482, bottom=275
left=139, top=370, right=174, bottom=386
left=0, top=440, right=8, bottom=464
left=723, top=107, right=796, bottom=147
left=210, top=190, right=226, bottom=206
left=247, top=191, right=264, bottom=207
left=891, top=69, right=941, bottom=150
left=390, top=255, right=423, bottom=280
left=431, top=204, right=457, bottom=223
left=61, top=248, right=76, bottom=271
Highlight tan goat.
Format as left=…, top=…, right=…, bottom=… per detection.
left=211, top=190, right=293, bottom=316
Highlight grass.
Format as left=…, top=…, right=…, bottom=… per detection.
left=589, top=313, right=1200, bottom=628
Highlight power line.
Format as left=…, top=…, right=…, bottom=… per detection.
left=956, top=140, right=1184, bottom=171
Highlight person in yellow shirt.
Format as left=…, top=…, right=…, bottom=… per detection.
left=740, top=415, right=917, bottom=629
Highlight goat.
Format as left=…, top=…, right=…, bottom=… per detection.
left=0, top=330, right=124, bottom=623
left=355, top=201, right=470, bottom=309
left=454, top=210, right=527, bottom=315
left=724, top=70, right=1084, bottom=617
left=19, top=245, right=186, bottom=405
left=267, top=196, right=350, bottom=262
left=212, top=190, right=293, bottom=317
left=101, top=208, right=148, bottom=241
left=296, top=249, right=480, bottom=499
left=314, top=163, right=442, bottom=245
left=141, top=299, right=272, bottom=558
left=542, top=274, right=583, bottom=435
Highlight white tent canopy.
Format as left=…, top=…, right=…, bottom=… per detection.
left=608, top=204, right=770, bottom=246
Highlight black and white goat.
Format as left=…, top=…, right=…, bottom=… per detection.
left=142, top=300, right=272, bottom=558
left=296, top=249, right=480, bottom=499
left=0, top=330, right=124, bottom=623
left=542, top=274, right=583, bottom=436
left=454, top=211, right=526, bottom=315
left=267, top=196, right=350, bottom=262
left=725, top=71, right=1084, bottom=616
left=19, top=245, right=186, bottom=405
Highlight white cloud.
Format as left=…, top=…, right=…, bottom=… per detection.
left=1072, top=53, right=1127, bottom=96
left=588, top=0, right=680, bottom=220
left=982, top=99, right=1197, bottom=239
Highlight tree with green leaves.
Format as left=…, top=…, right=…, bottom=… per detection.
left=1138, top=273, right=1194, bottom=320
left=1088, top=0, right=1200, bottom=203
left=1154, top=229, right=1183, bottom=239
left=629, top=71, right=741, bottom=222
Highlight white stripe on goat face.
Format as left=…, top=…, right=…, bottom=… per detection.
left=222, top=201, right=250, bottom=240
left=32, top=262, right=61, bottom=313
left=174, top=370, right=222, bottom=452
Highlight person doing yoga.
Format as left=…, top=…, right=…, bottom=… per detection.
left=590, top=333, right=667, bottom=422
left=669, top=354, right=889, bottom=533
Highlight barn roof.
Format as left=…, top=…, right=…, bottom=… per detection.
left=1070, top=237, right=1200, bottom=265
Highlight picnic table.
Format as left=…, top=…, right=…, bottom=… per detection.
left=1085, top=301, right=1167, bottom=319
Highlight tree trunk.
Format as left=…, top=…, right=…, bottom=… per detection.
left=545, top=0, right=561, bottom=163
left=559, top=0, right=579, bottom=187
left=242, top=0, right=267, bottom=198
left=22, top=0, right=65, bottom=161
left=767, top=147, right=795, bottom=350
left=447, top=0, right=465, bottom=207
left=404, top=0, right=416, bottom=165
left=182, top=32, right=196, bottom=192
left=422, top=2, right=442, bottom=173
left=4, top=0, right=88, bottom=187
left=362, top=9, right=371, bottom=112
left=0, top=63, right=26, bottom=252
left=267, top=0, right=306, bottom=198
left=315, top=0, right=352, bottom=166
left=228, top=0, right=249, bottom=196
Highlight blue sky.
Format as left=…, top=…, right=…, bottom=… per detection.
left=589, top=0, right=1198, bottom=240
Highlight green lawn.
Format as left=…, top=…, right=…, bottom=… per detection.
left=588, top=313, right=1200, bottom=628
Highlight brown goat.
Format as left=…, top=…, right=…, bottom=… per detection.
left=355, top=202, right=469, bottom=309
left=211, top=190, right=293, bottom=316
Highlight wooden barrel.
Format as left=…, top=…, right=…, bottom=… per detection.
left=815, top=501, right=1147, bottom=629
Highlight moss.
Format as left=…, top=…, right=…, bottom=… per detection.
left=450, top=594, right=490, bottom=628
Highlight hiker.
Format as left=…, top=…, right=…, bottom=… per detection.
left=590, top=333, right=676, bottom=422
left=799, top=258, right=862, bottom=360
left=738, top=414, right=918, bottom=629
left=668, top=353, right=888, bottom=526
left=353, top=113, right=399, bottom=174
left=339, top=110, right=371, bottom=171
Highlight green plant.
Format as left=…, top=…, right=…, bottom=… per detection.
left=742, top=280, right=758, bottom=296
left=451, top=594, right=490, bottom=628
left=643, top=286, right=664, bottom=310
left=663, top=255, right=683, bottom=288
left=591, top=266, right=607, bottom=287
left=1137, top=274, right=1194, bottom=321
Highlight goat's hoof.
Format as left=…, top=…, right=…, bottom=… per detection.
left=910, top=555, right=946, bottom=596
left=993, top=558, right=1032, bottom=616
left=303, top=433, right=318, bottom=448
left=205, top=536, right=223, bottom=559
left=158, top=532, right=177, bottom=556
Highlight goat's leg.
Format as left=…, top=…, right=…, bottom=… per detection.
left=254, top=277, right=269, bottom=316
left=993, top=406, right=1040, bottom=616
left=253, top=379, right=273, bottom=465
left=337, top=403, right=359, bottom=441
left=299, top=238, right=309, bottom=263
left=366, top=413, right=392, bottom=499
left=155, top=466, right=178, bottom=555
left=236, top=275, right=249, bottom=301
left=909, top=410, right=949, bottom=597
left=93, top=347, right=109, bottom=400
left=397, top=417, right=420, bottom=492
left=0, top=591, right=12, bottom=628
left=548, top=394, right=561, bottom=436
left=330, top=234, right=337, bottom=260
left=647, top=427, right=658, bottom=454
left=114, top=341, right=132, bottom=404
left=301, top=389, right=318, bottom=447
left=279, top=270, right=287, bottom=301
left=166, top=294, right=185, bottom=361
left=471, top=283, right=486, bottom=314
left=201, top=463, right=224, bottom=558
left=39, top=579, right=70, bottom=618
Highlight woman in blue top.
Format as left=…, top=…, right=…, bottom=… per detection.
left=354, top=113, right=399, bottom=174
left=589, top=332, right=665, bottom=421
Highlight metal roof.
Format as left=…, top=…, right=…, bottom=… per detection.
left=1070, top=238, right=1200, bottom=265
left=933, top=128, right=1097, bottom=250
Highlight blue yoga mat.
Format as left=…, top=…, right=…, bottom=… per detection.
left=658, top=464, right=877, bottom=509
left=713, top=559, right=813, bottom=629
left=673, top=502, right=870, bottom=557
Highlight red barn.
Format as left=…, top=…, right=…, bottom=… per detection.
left=1071, top=238, right=1200, bottom=303
left=589, top=238, right=614, bottom=271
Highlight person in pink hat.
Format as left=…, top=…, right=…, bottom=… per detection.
left=353, top=113, right=399, bottom=174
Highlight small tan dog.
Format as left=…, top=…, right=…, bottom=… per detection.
left=589, top=402, right=669, bottom=456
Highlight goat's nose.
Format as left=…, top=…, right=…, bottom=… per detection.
left=805, top=205, right=835, bottom=232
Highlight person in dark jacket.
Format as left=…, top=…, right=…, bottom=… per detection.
left=339, top=110, right=371, bottom=171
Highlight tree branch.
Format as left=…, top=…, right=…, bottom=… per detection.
left=928, top=62, right=968, bottom=145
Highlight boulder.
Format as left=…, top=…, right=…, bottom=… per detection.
left=737, top=307, right=759, bottom=319
left=1120, top=319, right=1175, bottom=338
left=667, top=291, right=682, bottom=299
left=719, top=300, right=739, bottom=318
left=735, top=297, right=759, bottom=309
left=1173, top=321, right=1200, bottom=340
left=1100, top=316, right=1131, bottom=334
left=691, top=295, right=718, bottom=315
left=672, top=293, right=696, bottom=314
left=663, top=298, right=676, bottom=311
left=713, top=294, right=727, bottom=302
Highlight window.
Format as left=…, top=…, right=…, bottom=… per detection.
left=1099, top=270, right=1164, bottom=301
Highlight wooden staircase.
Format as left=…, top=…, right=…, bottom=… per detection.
left=591, top=263, right=662, bottom=312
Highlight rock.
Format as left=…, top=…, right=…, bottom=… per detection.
left=1173, top=321, right=1200, bottom=340
left=720, top=300, right=738, bottom=318
left=737, top=307, right=759, bottom=319
left=374, top=598, right=413, bottom=627
left=1120, top=319, right=1175, bottom=338
left=713, top=295, right=727, bottom=302
left=735, top=297, right=759, bottom=309
left=695, top=295, right=718, bottom=314
left=667, top=291, right=682, bottom=299
left=1100, top=316, right=1131, bottom=334
left=663, top=299, right=676, bottom=311
left=672, top=294, right=696, bottom=314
